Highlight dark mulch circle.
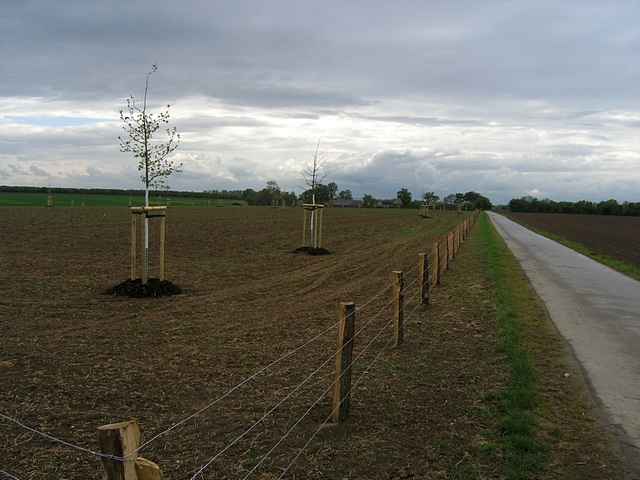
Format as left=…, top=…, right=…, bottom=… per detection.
left=106, top=278, right=182, bottom=298
left=292, top=246, right=332, bottom=255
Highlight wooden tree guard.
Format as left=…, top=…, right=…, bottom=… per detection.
left=418, top=253, right=429, bottom=305
left=130, top=206, right=167, bottom=282
left=332, top=302, right=356, bottom=423
left=97, top=420, right=162, bottom=480
left=302, top=203, right=325, bottom=249
left=393, top=271, right=404, bottom=346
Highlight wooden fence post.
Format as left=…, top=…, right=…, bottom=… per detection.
left=393, top=271, right=404, bottom=346
left=97, top=420, right=163, bottom=480
left=418, top=254, right=429, bottom=305
left=443, top=237, right=449, bottom=272
left=97, top=420, right=140, bottom=480
left=130, top=215, right=137, bottom=280
left=332, top=302, right=356, bottom=423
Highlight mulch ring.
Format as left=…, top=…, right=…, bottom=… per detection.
left=292, top=246, right=332, bottom=255
left=106, top=278, right=182, bottom=298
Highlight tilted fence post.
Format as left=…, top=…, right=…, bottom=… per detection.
left=332, top=302, right=356, bottom=423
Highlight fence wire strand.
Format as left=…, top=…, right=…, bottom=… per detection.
left=0, top=412, right=125, bottom=462
left=186, top=288, right=408, bottom=479
left=0, top=470, right=21, bottom=480
left=274, top=300, right=426, bottom=479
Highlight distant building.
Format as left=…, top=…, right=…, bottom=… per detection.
left=333, top=199, right=363, bottom=208
left=377, top=199, right=402, bottom=208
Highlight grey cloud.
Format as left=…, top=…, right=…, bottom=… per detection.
left=352, top=114, right=487, bottom=128
left=5, top=0, right=640, bottom=110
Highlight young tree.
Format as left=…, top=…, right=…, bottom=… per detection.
left=423, top=192, right=439, bottom=204
left=301, top=141, right=327, bottom=246
left=119, top=64, right=181, bottom=282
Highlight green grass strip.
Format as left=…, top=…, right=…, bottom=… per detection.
left=510, top=221, right=640, bottom=283
left=478, top=213, right=547, bottom=479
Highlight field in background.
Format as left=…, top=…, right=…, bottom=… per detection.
left=506, top=212, right=640, bottom=280
left=0, top=191, right=247, bottom=207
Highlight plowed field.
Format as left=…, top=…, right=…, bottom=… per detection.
left=2, top=207, right=493, bottom=479
left=506, top=212, right=640, bottom=267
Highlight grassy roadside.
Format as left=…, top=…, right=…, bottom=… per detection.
left=479, top=213, right=546, bottom=478
left=505, top=215, right=640, bottom=282
left=478, top=213, right=623, bottom=479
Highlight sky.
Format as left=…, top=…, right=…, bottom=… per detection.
left=2, top=1, right=640, bottom=204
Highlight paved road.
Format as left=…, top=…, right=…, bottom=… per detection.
left=488, top=212, right=640, bottom=467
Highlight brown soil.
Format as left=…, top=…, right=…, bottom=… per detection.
left=506, top=212, right=640, bottom=266
left=0, top=207, right=621, bottom=479
left=0, top=207, right=497, bottom=479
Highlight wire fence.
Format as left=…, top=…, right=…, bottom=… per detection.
left=0, top=212, right=479, bottom=479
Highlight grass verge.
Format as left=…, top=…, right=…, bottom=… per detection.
left=479, top=212, right=623, bottom=480
left=478, top=213, right=547, bottom=478
left=507, top=218, right=640, bottom=283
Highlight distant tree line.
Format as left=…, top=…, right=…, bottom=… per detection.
left=0, top=185, right=216, bottom=198
left=508, top=196, right=640, bottom=216
left=1, top=184, right=494, bottom=210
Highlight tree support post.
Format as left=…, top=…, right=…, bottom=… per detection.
left=130, top=214, right=137, bottom=280
left=159, top=216, right=166, bottom=281
left=332, top=302, right=356, bottom=423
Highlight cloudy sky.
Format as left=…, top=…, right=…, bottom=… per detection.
left=2, top=1, right=640, bottom=204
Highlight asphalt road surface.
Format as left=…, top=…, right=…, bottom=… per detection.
left=488, top=212, right=640, bottom=473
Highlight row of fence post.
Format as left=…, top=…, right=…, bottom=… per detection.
left=329, top=211, right=479, bottom=425
left=97, top=211, right=480, bottom=480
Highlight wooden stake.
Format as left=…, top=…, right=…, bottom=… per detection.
left=318, top=208, right=324, bottom=249
left=97, top=420, right=140, bottom=480
left=130, top=214, right=137, bottom=280
left=302, top=209, right=308, bottom=247
left=418, top=254, right=429, bottom=305
left=141, top=215, right=148, bottom=285
left=443, top=236, right=449, bottom=271
left=449, top=232, right=454, bottom=261
left=393, top=271, right=404, bottom=346
left=332, top=302, right=356, bottom=423
left=159, top=216, right=166, bottom=281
